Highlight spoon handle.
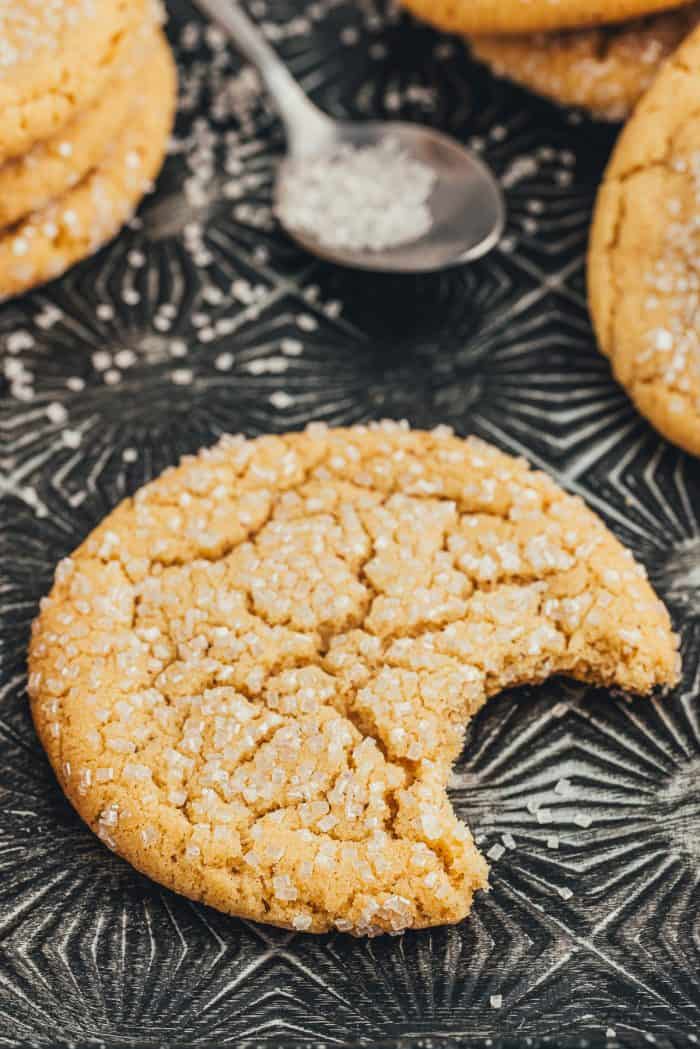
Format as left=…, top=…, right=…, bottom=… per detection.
left=194, top=0, right=334, bottom=153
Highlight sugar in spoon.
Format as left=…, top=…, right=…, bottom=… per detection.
left=194, top=0, right=506, bottom=272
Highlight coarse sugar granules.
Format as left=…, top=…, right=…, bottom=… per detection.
left=641, top=151, right=700, bottom=409
left=276, top=137, right=436, bottom=252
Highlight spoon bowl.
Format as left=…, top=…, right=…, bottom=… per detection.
left=278, top=121, right=505, bottom=272
left=195, top=0, right=506, bottom=273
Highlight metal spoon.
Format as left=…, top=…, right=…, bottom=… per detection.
left=194, top=0, right=506, bottom=272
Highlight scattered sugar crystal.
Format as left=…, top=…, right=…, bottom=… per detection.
left=420, top=806, right=442, bottom=840
left=272, top=874, right=298, bottom=901
left=99, top=804, right=119, bottom=828
left=114, top=349, right=136, bottom=369
left=92, top=351, right=111, bottom=371
left=654, top=328, right=673, bottom=351
left=291, top=913, right=312, bottom=930
left=7, top=330, right=34, bottom=352
left=123, top=761, right=151, bottom=781
left=46, top=402, right=68, bottom=424
left=62, top=429, right=81, bottom=448
left=140, top=825, right=158, bottom=846
left=108, top=738, right=135, bottom=754
left=171, top=368, right=193, bottom=386
left=216, top=352, right=234, bottom=371
left=277, top=138, right=436, bottom=252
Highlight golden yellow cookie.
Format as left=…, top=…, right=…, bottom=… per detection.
left=589, top=25, right=700, bottom=456
left=0, top=0, right=151, bottom=164
left=0, top=16, right=162, bottom=231
left=401, top=0, right=694, bottom=35
left=28, top=423, right=679, bottom=936
left=0, top=30, right=176, bottom=301
left=468, top=4, right=700, bottom=120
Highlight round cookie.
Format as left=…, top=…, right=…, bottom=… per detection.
left=400, top=0, right=694, bottom=35
left=589, top=24, right=700, bottom=456
left=468, top=4, right=700, bottom=120
left=28, top=423, right=679, bottom=936
left=0, top=30, right=176, bottom=301
left=0, top=0, right=151, bottom=164
left=0, top=17, right=162, bottom=231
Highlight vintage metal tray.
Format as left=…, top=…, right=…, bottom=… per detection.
left=1, top=1, right=699, bottom=1046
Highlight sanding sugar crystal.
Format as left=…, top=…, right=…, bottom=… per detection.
left=276, top=137, right=437, bottom=252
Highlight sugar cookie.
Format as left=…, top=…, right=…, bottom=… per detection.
left=468, top=4, right=700, bottom=120
left=0, top=17, right=162, bottom=230
left=29, top=424, right=679, bottom=935
left=589, top=24, right=700, bottom=455
left=0, top=30, right=176, bottom=301
left=0, top=0, right=150, bottom=164
left=401, top=0, right=694, bottom=36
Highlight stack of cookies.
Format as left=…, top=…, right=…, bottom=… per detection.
left=0, top=0, right=177, bottom=301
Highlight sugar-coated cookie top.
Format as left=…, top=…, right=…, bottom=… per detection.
left=589, top=23, right=700, bottom=456
left=469, top=3, right=700, bottom=120
left=0, top=27, right=175, bottom=301
left=29, top=424, right=679, bottom=935
left=0, top=1, right=95, bottom=70
left=0, top=0, right=149, bottom=162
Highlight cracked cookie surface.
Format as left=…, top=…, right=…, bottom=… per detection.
left=0, top=29, right=176, bottom=301
left=29, top=424, right=680, bottom=935
left=468, top=4, right=700, bottom=120
left=400, top=0, right=694, bottom=37
left=589, top=24, right=700, bottom=456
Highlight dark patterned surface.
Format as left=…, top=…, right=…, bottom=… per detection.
left=1, top=2, right=699, bottom=1047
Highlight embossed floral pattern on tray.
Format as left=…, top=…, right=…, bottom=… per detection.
left=0, top=2, right=699, bottom=1048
